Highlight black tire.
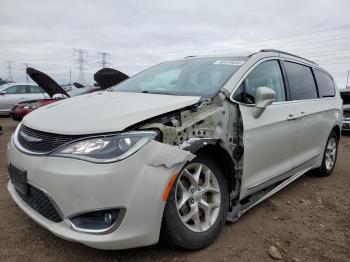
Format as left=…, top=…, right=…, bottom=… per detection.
left=314, top=130, right=339, bottom=177
left=161, top=154, right=229, bottom=250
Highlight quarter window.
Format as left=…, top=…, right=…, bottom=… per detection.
left=314, top=69, right=335, bottom=98
left=284, top=61, right=318, bottom=100
left=233, top=60, right=286, bottom=104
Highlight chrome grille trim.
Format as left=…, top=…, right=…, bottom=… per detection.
left=14, top=124, right=85, bottom=155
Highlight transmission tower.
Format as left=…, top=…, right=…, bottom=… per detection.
left=6, top=61, right=14, bottom=82
left=73, top=48, right=88, bottom=83
left=23, top=63, right=31, bottom=82
left=96, top=52, right=111, bottom=68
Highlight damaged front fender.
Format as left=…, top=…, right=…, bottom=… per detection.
left=147, top=140, right=195, bottom=168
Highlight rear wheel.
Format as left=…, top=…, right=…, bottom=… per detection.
left=161, top=154, right=229, bottom=250
left=315, top=131, right=339, bottom=176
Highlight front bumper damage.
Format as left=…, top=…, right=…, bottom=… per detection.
left=7, top=138, right=194, bottom=250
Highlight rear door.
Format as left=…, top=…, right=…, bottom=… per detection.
left=283, top=61, right=334, bottom=166
left=232, top=59, right=298, bottom=199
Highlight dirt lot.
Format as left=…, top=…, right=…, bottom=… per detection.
left=0, top=117, right=349, bottom=262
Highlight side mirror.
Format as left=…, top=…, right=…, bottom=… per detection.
left=253, top=87, right=276, bottom=118
left=0, top=90, right=6, bottom=95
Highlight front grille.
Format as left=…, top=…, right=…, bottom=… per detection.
left=17, top=125, right=84, bottom=153
left=16, top=184, right=62, bottom=223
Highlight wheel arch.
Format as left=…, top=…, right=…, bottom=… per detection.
left=188, top=141, right=237, bottom=194
left=331, top=125, right=341, bottom=141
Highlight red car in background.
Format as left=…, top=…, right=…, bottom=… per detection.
left=11, top=67, right=128, bottom=121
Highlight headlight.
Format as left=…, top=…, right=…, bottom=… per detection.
left=23, top=102, right=41, bottom=109
left=51, top=131, right=157, bottom=163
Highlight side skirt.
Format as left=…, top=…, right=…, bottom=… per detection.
left=226, top=154, right=319, bottom=222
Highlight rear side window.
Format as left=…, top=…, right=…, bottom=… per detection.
left=284, top=61, right=318, bottom=100
left=314, top=69, right=335, bottom=98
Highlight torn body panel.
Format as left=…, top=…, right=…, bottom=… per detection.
left=147, top=140, right=195, bottom=168
left=139, top=93, right=243, bottom=207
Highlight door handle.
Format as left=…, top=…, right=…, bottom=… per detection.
left=287, top=114, right=299, bottom=121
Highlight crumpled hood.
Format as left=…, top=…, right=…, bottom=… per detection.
left=23, top=91, right=200, bottom=135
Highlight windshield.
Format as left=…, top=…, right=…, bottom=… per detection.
left=111, top=57, right=247, bottom=97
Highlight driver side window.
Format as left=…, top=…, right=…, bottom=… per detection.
left=233, top=60, right=286, bottom=104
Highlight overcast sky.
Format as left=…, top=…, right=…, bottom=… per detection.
left=0, top=0, right=350, bottom=88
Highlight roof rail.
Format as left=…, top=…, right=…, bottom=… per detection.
left=184, top=55, right=196, bottom=58
left=260, top=49, right=318, bottom=65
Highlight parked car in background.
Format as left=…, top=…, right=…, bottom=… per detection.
left=7, top=49, right=342, bottom=250
left=63, top=82, right=86, bottom=92
left=67, top=86, right=100, bottom=97
left=10, top=68, right=69, bottom=121
left=0, top=83, right=48, bottom=115
left=340, top=90, right=350, bottom=131
left=11, top=67, right=128, bottom=120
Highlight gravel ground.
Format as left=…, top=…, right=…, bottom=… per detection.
left=0, top=117, right=349, bottom=262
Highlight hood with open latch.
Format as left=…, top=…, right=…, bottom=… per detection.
left=94, top=68, right=129, bottom=89
left=26, top=67, right=70, bottom=98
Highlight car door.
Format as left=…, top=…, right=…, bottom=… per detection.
left=232, top=59, right=299, bottom=199
left=0, top=85, right=30, bottom=112
left=283, top=61, right=331, bottom=166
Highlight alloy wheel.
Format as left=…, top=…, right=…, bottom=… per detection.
left=175, top=163, right=221, bottom=232
left=325, top=137, right=337, bottom=171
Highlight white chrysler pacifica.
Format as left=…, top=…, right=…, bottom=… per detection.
left=7, top=49, right=342, bottom=250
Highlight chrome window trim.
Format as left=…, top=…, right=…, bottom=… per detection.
left=229, top=56, right=337, bottom=105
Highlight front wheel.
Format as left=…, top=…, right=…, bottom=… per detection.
left=161, top=154, right=229, bottom=250
left=315, top=130, right=339, bottom=176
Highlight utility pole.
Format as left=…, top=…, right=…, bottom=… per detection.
left=69, top=68, right=72, bottom=86
left=6, top=61, right=13, bottom=82
left=346, top=70, right=350, bottom=90
left=73, top=48, right=88, bottom=84
left=23, top=63, right=30, bottom=83
left=96, top=52, right=111, bottom=69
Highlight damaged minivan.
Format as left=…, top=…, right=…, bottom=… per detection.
left=7, top=49, right=342, bottom=250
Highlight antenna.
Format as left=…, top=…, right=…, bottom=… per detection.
left=73, top=48, right=88, bottom=83
left=96, top=52, right=111, bottom=68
